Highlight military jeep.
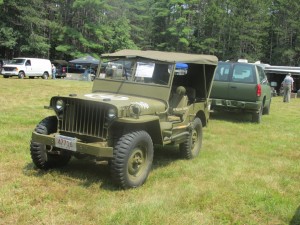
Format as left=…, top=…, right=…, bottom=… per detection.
left=30, top=49, right=218, bottom=189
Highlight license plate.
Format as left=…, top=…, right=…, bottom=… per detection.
left=55, top=135, right=77, bottom=151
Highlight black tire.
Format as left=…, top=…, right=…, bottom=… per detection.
left=42, top=72, right=48, bottom=79
left=18, top=71, right=25, bottom=79
left=263, top=100, right=271, bottom=115
left=252, top=105, right=263, bottom=123
left=179, top=118, right=203, bottom=159
left=30, top=116, right=71, bottom=169
left=110, top=130, right=154, bottom=189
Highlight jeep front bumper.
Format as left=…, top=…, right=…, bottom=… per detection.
left=31, top=132, right=113, bottom=158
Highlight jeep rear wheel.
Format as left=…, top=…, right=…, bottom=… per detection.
left=110, top=130, right=154, bottom=189
left=179, top=118, right=202, bottom=159
left=30, top=116, right=71, bottom=169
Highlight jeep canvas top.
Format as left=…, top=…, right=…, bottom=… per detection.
left=30, top=49, right=218, bottom=189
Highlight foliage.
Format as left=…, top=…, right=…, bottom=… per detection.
left=0, top=0, right=300, bottom=65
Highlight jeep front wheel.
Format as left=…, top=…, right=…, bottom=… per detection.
left=30, top=116, right=71, bottom=169
left=110, top=130, right=154, bottom=189
left=179, top=118, right=202, bottom=159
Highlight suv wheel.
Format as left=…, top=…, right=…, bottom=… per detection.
left=30, top=116, right=71, bottom=169
left=263, top=100, right=271, bottom=115
left=252, top=105, right=263, bottom=123
left=110, top=130, right=154, bottom=189
left=179, top=118, right=202, bottom=159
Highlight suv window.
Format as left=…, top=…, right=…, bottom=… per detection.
left=231, top=64, right=255, bottom=83
left=214, top=63, right=230, bottom=81
left=257, top=65, right=267, bottom=84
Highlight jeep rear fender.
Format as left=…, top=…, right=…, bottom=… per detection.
left=196, top=110, right=208, bottom=127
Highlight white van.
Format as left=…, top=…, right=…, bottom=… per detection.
left=1, top=58, right=52, bottom=79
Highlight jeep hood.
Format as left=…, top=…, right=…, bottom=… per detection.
left=59, top=92, right=167, bottom=115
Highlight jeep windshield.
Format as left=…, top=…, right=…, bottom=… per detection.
left=9, top=59, right=26, bottom=65
left=98, top=59, right=174, bottom=86
left=93, top=49, right=218, bottom=102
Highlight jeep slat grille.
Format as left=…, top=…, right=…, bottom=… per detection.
left=58, top=99, right=109, bottom=139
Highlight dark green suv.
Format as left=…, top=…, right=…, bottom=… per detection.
left=210, top=62, right=272, bottom=123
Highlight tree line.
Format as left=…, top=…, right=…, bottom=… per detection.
left=0, top=0, right=299, bottom=65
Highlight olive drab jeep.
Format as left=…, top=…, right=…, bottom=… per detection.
left=30, top=50, right=218, bottom=189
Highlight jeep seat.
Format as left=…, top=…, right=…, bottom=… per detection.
left=168, top=86, right=188, bottom=121
left=186, top=87, right=196, bottom=103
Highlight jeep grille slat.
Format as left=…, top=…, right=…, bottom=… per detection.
left=58, top=99, right=108, bottom=139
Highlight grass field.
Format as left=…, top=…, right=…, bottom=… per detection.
left=0, top=78, right=299, bottom=225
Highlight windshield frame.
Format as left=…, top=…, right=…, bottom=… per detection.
left=96, top=58, right=175, bottom=87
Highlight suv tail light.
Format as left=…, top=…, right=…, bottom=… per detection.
left=256, top=84, right=261, bottom=97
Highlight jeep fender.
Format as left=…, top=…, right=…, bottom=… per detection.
left=114, top=115, right=163, bottom=144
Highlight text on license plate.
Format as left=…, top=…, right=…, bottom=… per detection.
left=55, top=135, right=77, bottom=151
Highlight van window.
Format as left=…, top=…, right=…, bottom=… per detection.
left=25, top=60, right=31, bottom=66
left=231, top=64, right=254, bottom=83
left=10, top=59, right=26, bottom=65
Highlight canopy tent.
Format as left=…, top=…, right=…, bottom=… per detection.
left=175, top=63, right=188, bottom=75
left=68, top=55, right=99, bottom=81
left=69, top=55, right=99, bottom=65
left=264, top=65, right=300, bottom=75
left=176, top=63, right=188, bottom=69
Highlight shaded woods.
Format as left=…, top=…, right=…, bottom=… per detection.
left=0, top=0, right=300, bottom=65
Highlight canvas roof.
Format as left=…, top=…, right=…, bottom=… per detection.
left=264, top=65, right=300, bottom=75
left=101, top=49, right=218, bottom=65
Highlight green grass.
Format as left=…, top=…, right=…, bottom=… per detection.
left=0, top=78, right=299, bottom=225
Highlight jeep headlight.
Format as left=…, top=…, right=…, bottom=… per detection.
left=55, top=99, right=65, bottom=112
left=107, top=108, right=117, bottom=119
left=129, top=104, right=141, bottom=119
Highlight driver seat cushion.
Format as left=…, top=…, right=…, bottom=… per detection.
left=169, top=86, right=188, bottom=117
